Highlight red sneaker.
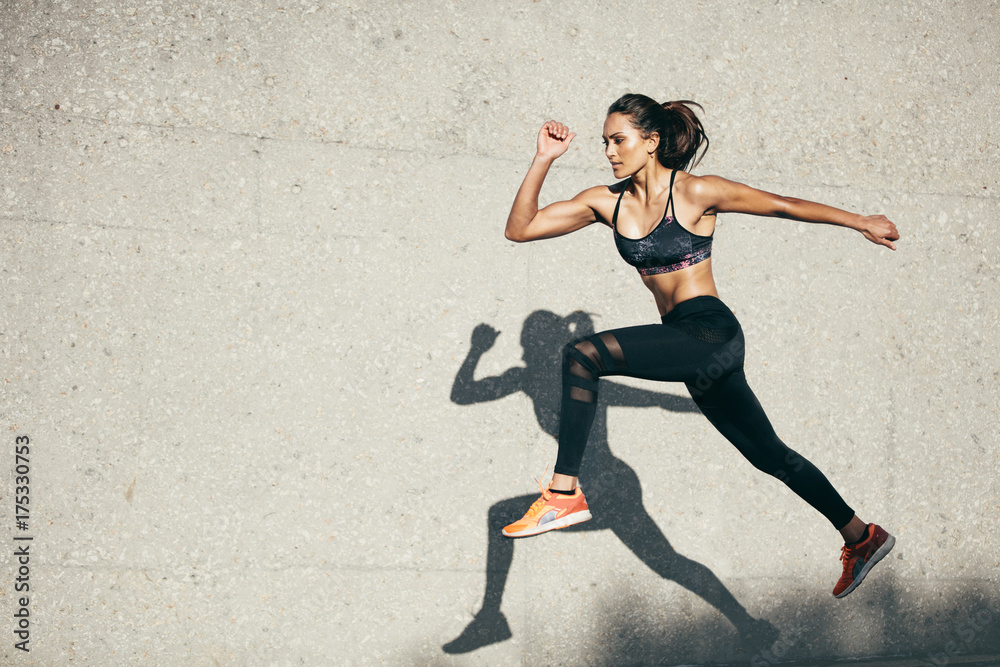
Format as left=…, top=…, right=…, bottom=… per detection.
left=502, top=478, right=591, bottom=538
left=833, top=523, right=895, bottom=598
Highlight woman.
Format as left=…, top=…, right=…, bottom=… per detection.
left=502, top=94, right=899, bottom=598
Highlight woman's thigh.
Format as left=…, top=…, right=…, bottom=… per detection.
left=595, top=323, right=742, bottom=385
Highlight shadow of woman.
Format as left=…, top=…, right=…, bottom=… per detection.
left=443, top=310, right=778, bottom=654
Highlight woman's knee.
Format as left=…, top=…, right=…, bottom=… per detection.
left=563, top=339, right=602, bottom=378
left=748, top=444, right=804, bottom=480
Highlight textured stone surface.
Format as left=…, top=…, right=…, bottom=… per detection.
left=2, top=1, right=999, bottom=665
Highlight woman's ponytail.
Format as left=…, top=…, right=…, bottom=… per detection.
left=659, top=100, right=709, bottom=171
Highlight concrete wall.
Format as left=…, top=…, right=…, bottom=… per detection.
left=2, top=1, right=998, bottom=664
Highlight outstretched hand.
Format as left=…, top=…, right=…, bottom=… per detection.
left=537, top=121, right=576, bottom=159
left=859, top=215, right=900, bottom=250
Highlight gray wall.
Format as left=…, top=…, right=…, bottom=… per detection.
left=2, top=1, right=998, bottom=664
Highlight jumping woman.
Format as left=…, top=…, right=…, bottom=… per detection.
left=502, top=94, right=899, bottom=598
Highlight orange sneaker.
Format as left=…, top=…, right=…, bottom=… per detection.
left=502, top=478, right=592, bottom=538
left=833, top=523, right=895, bottom=598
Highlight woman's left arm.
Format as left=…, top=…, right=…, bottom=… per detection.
left=691, top=175, right=900, bottom=250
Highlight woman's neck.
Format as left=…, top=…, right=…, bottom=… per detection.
left=627, top=159, right=673, bottom=204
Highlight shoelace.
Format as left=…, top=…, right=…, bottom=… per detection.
left=523, top=468, right=553, bottom=518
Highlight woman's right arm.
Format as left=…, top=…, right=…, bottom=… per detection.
left=505, top=121, right=599, bottom=243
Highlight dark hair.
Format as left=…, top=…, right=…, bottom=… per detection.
left=607, top=94, right=709, bottom=171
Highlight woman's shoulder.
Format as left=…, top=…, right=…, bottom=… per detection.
left=676, top=172, right=737, bottom=190
left=576, top=180, right=630, bottom=201
left=675, top=172, right=736, bottom=203
left=572, top=181, right=631, bottom=226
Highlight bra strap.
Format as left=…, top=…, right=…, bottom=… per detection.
left=666, top=169, right=678, bottom=219
left=611, top=182, right=628, bottom=230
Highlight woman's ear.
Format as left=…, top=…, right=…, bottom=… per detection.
left=647, top=131, right=660, bottom=155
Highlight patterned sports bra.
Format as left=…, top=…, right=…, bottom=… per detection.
left=612, top=170, right=713, bottom=276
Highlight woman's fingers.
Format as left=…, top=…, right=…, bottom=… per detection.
left=877, top=217, right=899, bottom=250
left=542, top=121, right=572, bottom=139
left=876, top=235, right=897, bottom=251
left=863, top=215, right=899, bottom=250
left=537, top=121, right=575, bottom=157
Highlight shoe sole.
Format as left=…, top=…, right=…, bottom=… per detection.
left=502, top=510, right=592, bottom=538
left=834, top=534, right=895, bottom=599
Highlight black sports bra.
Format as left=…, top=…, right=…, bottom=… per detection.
left=612, top=170, right=713, bottom=276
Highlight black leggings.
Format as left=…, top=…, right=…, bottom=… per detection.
left=555, top=295, right=855, bottom=530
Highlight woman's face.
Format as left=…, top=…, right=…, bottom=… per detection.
left=603, top=112, right=656, bottom=177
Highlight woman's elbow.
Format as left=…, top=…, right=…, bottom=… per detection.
left=770, top=195, right=799, bottom=219
left=504, top=222, right=532, bottom=242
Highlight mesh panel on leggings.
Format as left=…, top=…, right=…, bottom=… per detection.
left=566, top=334, right=627, bottom=403
left=567, top=343, right=598, bottom=404
left=599, top=333, right=628, bottom=370
left=672, top=321, right=739, bottom=344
